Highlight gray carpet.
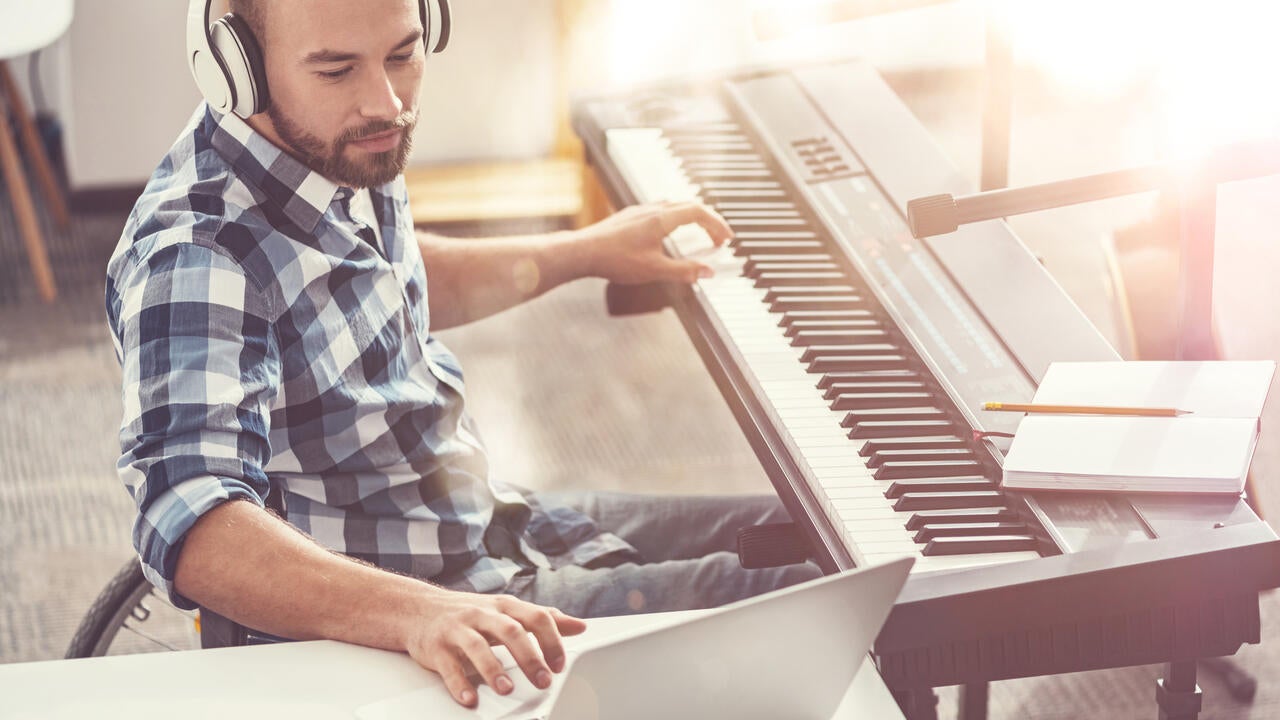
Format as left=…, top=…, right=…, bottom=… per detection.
left=4, top=71, right=1280, bottom=718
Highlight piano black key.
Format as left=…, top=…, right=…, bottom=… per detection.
left=791, top=329, right=889, bottom=347
left=744, top=256, right=836, bottom=275
left=734, top=230, right=818, bottom=240
left=922, top=535, right=1039, bottom=556
left=912, top=521, right=1028, bottom=543
left=735, top=240, right=827, bottom=256
left=817, top=369, right=920, bottom=390
left=874, top=459, right=985, bottom=480
left=883, top=477, right=996, bottom=498
left=830, top=391, right=936, bottom=410
left=772, top=295, right=866, bottom=314
left=702, top=187, right=788, bottom=200
left=893, top=491, right=1004, bottom=512
left=859, top=436, right=969, bottom=457
left=865, top=446, right=975, bottom=467
left=785, top=321, right=883, bottom=338
left=903, top=507, right=1019, bottom=530
left=779, top=310, right=878, bottom=329
left=841, top=408, right=949, bottom=427
left=725, top=217, right=809, bottom=227
left=755, top=272, right=848, bottom=288
left=847, top=419, right=955, bottom=439
left=811, top=356, right=913, bottom=375
left=745, top=262, right=840, bottom=279
left=824, top=382, right=927, bottom=400
left=764, top=286, right=858, bottom=303
left=711, top=202, right=797, bottom=211
left=686, top=168, right=775, bottom=180
left=800, top=344, right=899, bottom=362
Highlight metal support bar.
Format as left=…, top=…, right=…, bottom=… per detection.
left=1156, top=660, right=1202, bottom=720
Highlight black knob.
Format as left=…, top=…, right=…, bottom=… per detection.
left=907, top=194, right=959, bottom=238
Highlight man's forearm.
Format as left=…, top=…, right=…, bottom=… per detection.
left=418, top=230, right=595, bottom=330
left=174, top=499, right=433, bottom=650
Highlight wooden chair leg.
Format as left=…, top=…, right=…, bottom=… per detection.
left=0, top=89, right=57, bottom=302
left=0, top=60, right=68, bottom=229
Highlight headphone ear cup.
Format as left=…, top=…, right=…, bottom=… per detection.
left=209, top=14, right=270, bottom=117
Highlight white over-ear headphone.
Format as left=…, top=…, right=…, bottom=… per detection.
left=186, top=0, right=452, bottom=119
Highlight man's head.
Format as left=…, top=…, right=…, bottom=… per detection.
left=230, top=0, right=426, bottom=188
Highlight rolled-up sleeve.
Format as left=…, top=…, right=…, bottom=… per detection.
left=113, top=238, right=280, bottom=609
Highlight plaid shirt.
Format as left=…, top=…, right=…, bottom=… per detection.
left=106, top=106, right=635, bottom=609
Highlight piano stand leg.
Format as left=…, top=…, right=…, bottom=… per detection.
left=891, top=689, right=939, bottom=720
left=1156, top=660, right=1203, bottom=720
left=959, top=682, right=989, bottom=720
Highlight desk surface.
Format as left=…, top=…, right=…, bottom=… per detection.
left=0, top=0, right=73, bottom=59
left=0, top=611, right=905, bottom=719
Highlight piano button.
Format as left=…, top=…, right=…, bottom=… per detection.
left=779, top=309, right=877, bottom=327
left=912, top=521, right=1027, bottom=543
left=873, top=459, right=984, bottom=480
left=904, top=507, right=1019, bottom=530
left=847, top=419, right=956, bottom=439
left=809, top=355, right=910, bottom=374
left=922, top=535, right=1039, bottom=557
left=892, top=491, right=1004, bottom=512
left=883, top=477, right=996, bottom=498
left=859, top=436, right=968, bottom=457
left=840, top=408, right=948, bottom=427
left=755, top=272, right=849, bottom=288
left=772, top=296, right=865, bottom=314
left=800, top=344, right=899, bottom=362
left=829, top=391, right=934, bottom=410
left=865, top=447, right=975, bottom=467
left=734, top=240, right=828, bottom=256
left=764, top=286, right=858, bottom=303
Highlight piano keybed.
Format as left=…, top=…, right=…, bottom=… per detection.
left=576, top=59, right=1280, bottom=705
left=607, top=125, right=1043, bottom=574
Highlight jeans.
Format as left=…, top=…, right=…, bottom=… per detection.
left=501, top=492, right=822, bottom=618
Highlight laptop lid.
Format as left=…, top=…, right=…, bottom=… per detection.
left=544, top=556, right=913, bottom=720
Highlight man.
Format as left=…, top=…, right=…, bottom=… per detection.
left=106, top=0, right=819, bottom=708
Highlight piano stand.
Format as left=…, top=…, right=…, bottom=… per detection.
left=1157, top=661, right=1202, bottom=720
left=959, top=682, right=989, bottom=720
left=892, top=688, right=939, bottom=720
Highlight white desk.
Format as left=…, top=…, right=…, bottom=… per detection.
left=0, top=612, right=905, bottom=719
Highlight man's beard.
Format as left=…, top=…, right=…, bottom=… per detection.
left=267, top=104, right=417, bottom=188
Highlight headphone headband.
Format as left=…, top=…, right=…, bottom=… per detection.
left=187, top=0, right=450, bottom=119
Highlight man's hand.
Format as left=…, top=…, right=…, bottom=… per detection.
left=403, top=591, right=588, bottom=708
left=579, top=201, right=734, bottom=284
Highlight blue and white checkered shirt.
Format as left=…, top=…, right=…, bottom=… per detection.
left=106, top=106, right=635, bottom=608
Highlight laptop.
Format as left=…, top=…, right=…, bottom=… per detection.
left=357, top=557, right=912, bottom=720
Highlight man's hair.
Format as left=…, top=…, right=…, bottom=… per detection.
left=228, top=0, right=267, bottom=44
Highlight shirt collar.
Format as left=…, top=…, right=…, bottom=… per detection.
left=206, top=106, right=354, bottom=235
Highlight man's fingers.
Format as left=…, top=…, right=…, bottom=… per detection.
left=550, top=607, right=588, bottom=636
left=455, top=629, right=514, bottom=695
left=483, top=612, right=554, bottom=690
left=658, top=202, right=733, bottom=246
left=435, top=652, right=479, bottom=708
left=503, top=601, right=579, bottom=675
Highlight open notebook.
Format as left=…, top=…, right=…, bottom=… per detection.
left=1001, top=361, right=1276, bottom=493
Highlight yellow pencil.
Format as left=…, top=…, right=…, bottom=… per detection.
left=983, top=402, right=1190, bottom=417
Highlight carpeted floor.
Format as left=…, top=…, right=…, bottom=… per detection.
left=4, top=69, right=1280, bottom=718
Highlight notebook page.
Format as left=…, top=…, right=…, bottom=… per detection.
left=1031, top=361, right=1275, bottom=418
left=1003, top=415, right=1257, bottom=483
